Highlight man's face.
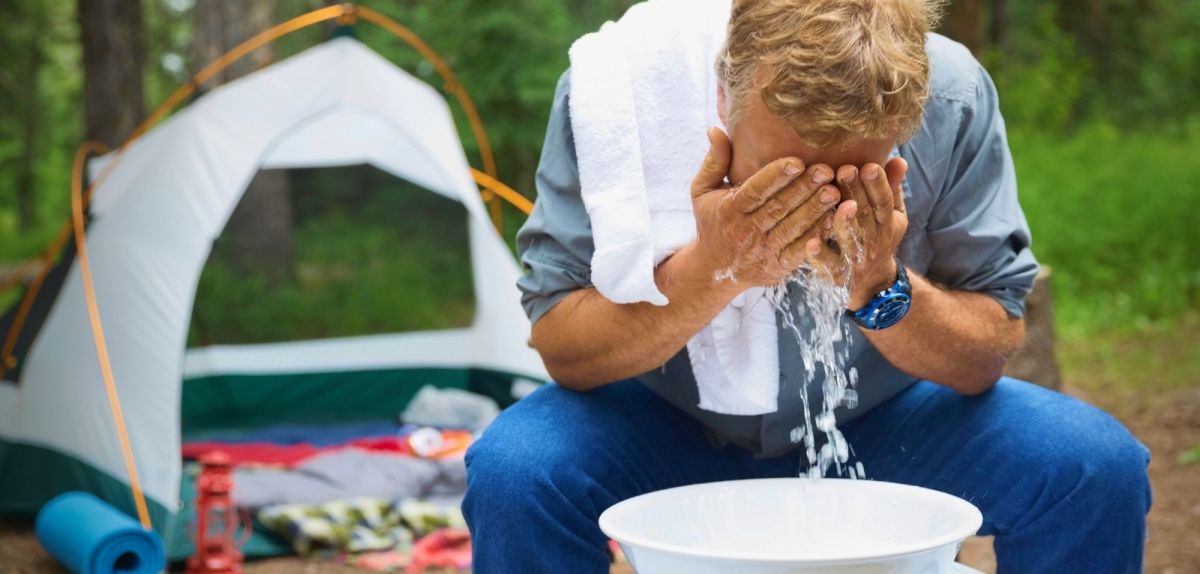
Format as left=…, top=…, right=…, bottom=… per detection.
left=723, top=89, right=895, bottom=186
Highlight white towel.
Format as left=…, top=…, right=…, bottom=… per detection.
left=568, top=0, right=780, bottom=415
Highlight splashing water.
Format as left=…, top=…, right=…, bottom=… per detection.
left=703, top=222, right=869, bottom=479
left=772, top=233, right=867, bottom=480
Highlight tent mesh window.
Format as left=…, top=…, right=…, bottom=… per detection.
left=187, top=164, right=476, bottom=347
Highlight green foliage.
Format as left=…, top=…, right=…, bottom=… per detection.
left=142, top=0, right=194, bottom=106
left=1084, top=0, right=1200, bottom=124
left=188, top=167, right=476, bottom=346
left=984, top=6, right=1088, bottom=132
left=0, top=0, right=80, bottom=253
left=187, top=220, right=475, bottom=346
left=979, top=0, right=1200, bottom=131
left=1012, top=119, right=1200, bottom=336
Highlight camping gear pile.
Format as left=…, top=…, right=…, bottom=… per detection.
left=181, top=385, right=494, bottom=571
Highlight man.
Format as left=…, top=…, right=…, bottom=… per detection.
left=463, top=0, right=1151, bottom=572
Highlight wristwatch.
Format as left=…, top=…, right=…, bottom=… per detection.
left=848, top=257, right=912, bottom=330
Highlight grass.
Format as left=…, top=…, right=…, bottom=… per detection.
left=1059, top=314, right=1200, bottom=404
left=187, top=166, right=476, bottom=346
left=1011, top=119, right=1200, bottom=339
left=187, top=216, right=475, bottom=346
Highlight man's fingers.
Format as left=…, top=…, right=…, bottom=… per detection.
left=837, top=166, right=870, bottom=218
left=832, top=200, right=863, bottom=262
left=885, top=156, right=908, bottom=214
left=731, top=157, right=805, bottom=213
left=752, top=197, right=789, bottom=232
left=763, top=183, right=840, bottom=248
left=779, top=231, right=822, bottom=271
left=691, top=127, right=733, bottom=199
left=811, top=238, right=847, bottom=283
left=784, top=163, right=834, bottom=213
left=778, top=213, right=837, bottom=274
left=837, top=166, right=874, bottom=245
left=861, top=163, right=893, bottom=225
left=749, top=163, right=833, bottom=231
left=792, top=215, right=830, bottom=257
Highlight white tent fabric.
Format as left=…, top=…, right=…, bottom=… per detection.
left=0, top=37, right=547, bottom=510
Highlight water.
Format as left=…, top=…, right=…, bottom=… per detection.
left=770, top=235, right=866, bottom=480
left=706, top=228, right=867, bottom=479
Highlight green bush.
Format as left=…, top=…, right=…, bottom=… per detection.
left=986, top=5, right=1089, bottom=132
left=187, top=169, right=476, bottom=347
left=1012, top=118, right=1200, bottom=336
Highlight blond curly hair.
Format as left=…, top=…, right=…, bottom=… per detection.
left=717, top=0, right=944, bottom=148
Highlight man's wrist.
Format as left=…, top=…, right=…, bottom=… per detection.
left=848, top=257, right=900, bottom=311
left=657, top=243, right=742, bottom=307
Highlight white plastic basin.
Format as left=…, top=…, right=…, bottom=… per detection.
left=599, top=478, right=983, bottom=574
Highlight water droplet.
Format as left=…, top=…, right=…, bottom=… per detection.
left=789, top=426, right=805, bottom=444
left=842, top=388, right=858, bottom=409
left=713, top=267, right=737, bottom=284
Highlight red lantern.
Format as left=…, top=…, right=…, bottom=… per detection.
left=186, top=451, right=248, bottom=574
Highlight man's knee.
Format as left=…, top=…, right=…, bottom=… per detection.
left=462, top=387, right=623, bottom=573
left=463, top=390, right=602, bottom=523
left=995, top=380, right=1151, bottom=509
left=1070, top=417, right=1151, bottom=505
left=468, top=419, right=563, bottom=492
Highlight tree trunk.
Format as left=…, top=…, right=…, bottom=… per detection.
left=15, top=13, right=44, bottom=233
left=1058, top=0, right=1113, bottom=85
left=990, top=0, right=1009, bottom=52
left=941, top=0, right=985, bottom=57
left=192, top=0, right=294, bottom=284
left=192, top=0, right=276, bottom=85
left=77, top=0, right=145, bottom=147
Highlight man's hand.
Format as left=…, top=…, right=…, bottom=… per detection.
left=827, top=158, right=910, bottom=310
left=690, top=128, right=841, bottom=288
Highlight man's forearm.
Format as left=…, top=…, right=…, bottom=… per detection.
left=862, top=268, right=1025, bottom=394
left=530, top=244, right=739, bottom=390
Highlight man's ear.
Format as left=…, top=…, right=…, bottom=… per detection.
left=717, top=83, right=729, bottom=127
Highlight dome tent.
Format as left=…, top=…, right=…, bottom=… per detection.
left=0, top=36, right=547, bottom=555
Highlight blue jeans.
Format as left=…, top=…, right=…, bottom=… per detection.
left=462, top=378, right=1151, bottom=573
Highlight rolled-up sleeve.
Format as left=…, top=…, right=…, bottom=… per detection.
left=516, top=71, right=596, bottom=325
left=924, top=64, right=1040, bottom=318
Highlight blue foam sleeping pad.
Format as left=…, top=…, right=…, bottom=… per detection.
left=35, top=492, right=166, bottom=574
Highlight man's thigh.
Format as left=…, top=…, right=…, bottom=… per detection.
left=466, top=379, right=795, bottom=507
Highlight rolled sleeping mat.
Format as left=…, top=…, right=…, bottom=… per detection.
left=35, top=492, right=166, bottom=574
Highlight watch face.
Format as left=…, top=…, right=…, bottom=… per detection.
left=874, top=294, right=912, bottom=328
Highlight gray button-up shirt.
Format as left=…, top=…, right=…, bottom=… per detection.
left=515, top=34, right=1040, bottom=457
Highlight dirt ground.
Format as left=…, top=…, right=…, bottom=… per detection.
left=1, top=384, right=1196, bottom=573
